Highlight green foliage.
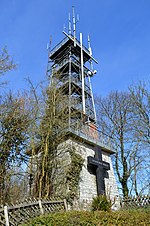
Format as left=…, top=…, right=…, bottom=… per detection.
left=23, top=209, right=150, bottom=226
left=0, top=92, right=30, bottom=204
left=66, top=147, right=84, bottom=204
left=0, top=93, right=30, bottom=164
left=91, top=195, right=111, bottom=211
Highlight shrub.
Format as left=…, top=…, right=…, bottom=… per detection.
left=91, top=195, right=111, bottom=211
left=23, top=209, right=150, bottom=226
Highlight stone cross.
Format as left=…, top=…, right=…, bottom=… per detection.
left=88, top=146, right=110, bottom=195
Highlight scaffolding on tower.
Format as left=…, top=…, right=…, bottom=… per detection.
left=46, top=7, right=114, bottom=153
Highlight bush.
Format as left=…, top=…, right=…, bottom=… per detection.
left=91, top=195, right=111, bottom=211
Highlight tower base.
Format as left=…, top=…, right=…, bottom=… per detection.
left=53, top=138, right=120, bottom=210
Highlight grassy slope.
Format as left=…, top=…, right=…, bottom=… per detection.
left=23, top=209, right=150, bottom=226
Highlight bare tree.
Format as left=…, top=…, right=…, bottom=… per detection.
left=26, top=74, right=70, bottom=199
left=129, top=81, right=150, bottom=147
left=0, top=47, right=16, bottom=86
left=128, top=81, right=150, bottom=195
left=96, top=91, right=146, bottom=197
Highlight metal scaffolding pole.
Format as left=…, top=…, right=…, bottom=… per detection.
left=80, top=33, right=86, bottom=115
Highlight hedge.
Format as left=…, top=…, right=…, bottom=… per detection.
left=23, top=209, right=150, bottom=226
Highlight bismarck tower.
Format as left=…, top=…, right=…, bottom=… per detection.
left=47, top=7, right=120, bottom=210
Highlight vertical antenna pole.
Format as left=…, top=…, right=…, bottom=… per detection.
left=72, top=6, right=76, bottom=46
left=68, top=13, right=71, bottom=35
left=88, top=34, right=97, bottom=122
left=46, top=36, right=52, bottom=84
left=88, top=34, right=93, bottom=70
left=88, top=75, right=97, bottom=122
left=88, top=34, right=92, bottom=56
left=68, top=50, right=71, bottom=128
left=80, top=33, right=86, bottom=114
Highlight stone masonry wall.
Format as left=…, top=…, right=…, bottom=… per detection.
left=55, top=139, right=120, bottom=210
left=102, top=151, right=120, bottom=210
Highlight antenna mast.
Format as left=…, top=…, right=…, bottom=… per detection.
left=87, top=34, right=97, bottom=122
left=68, top=13, right=71, bottom=35
left=80, top=33, right=86, bottom=114
left=72, top=6, right=76, bottom=46
left=88, top=34, right=92, bottom=56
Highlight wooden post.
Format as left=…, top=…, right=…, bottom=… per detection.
left=4, top=206, right=9, bottom=226
left=63, top=199, right=68, bottom=211
left=38, top=200, right=44, bottom=215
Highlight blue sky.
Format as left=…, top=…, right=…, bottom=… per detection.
left=1, top=0, right=150, bottom=96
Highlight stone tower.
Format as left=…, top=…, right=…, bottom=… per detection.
left=47, top=8, right=120, bottom=210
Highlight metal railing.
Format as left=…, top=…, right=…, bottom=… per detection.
left=49, top=35, right=91, bottom=60
left=62, top=122, right=115, bottom=153
left=49, top=37, right=69, bottom=57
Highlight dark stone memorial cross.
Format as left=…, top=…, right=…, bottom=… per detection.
left=87, top=146, right=110, bottom=195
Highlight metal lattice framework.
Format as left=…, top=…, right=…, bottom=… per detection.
left=46, top=10, right=114, bottom=154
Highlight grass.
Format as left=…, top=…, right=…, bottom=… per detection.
left=23, top=208, right=150, bottom=226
